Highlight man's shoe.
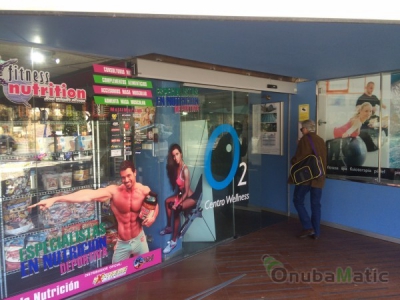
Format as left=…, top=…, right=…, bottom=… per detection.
left=163, top=240, right=177, bottom=254
left=297, top=229, right=315, bottom=238
left=160, top=226, right=172, bottom=235
left=310, top=234, right=319, bottom=240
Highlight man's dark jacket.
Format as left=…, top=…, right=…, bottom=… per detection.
left=288, top=132, right=327, bottom=188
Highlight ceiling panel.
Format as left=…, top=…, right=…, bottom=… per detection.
left=1, top=14, right=400, bottom=81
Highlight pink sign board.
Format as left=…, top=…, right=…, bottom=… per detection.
left=93, top=85, right=153, bottom=98
left=93, top=64, right=132, bottom=77
left=6, top=249, right=161, bottom=300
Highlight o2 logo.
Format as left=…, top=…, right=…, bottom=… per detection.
left=204, top=124, right=247, bottom=190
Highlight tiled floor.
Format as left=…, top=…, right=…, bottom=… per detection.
left=71, top=217, right=400, bottom=300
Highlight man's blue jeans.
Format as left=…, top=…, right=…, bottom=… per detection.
left=293, top=184, right=322, bottom=236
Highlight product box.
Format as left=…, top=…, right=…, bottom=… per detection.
left=41, top=172, right=59, bottom=191
left=76, top=136, right=93, bottom=151
left=3, top=196, right=34, bottom=236
left=72, top=202, right=96, bottom=222
left=59, top=136, right=76, bottom=152
left=37, top=136, right=89, bottom=153
left=1, top=168, right=30, bottom=197
left=36, top=137, right=58, bottom=154
left=58, top=171, right=72, bottom=188
left=5, top=237, right=25, bottom=272
left=39, top=196, right=73, bottom=228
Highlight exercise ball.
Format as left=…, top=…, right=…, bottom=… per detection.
left=342, top=136, right=367, bottom=166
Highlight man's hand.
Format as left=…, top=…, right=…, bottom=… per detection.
left=141, top=215, right=155, bottom=227
left=28, top=198, right=57, bottom=211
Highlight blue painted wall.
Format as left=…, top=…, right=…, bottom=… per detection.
left=322, top=179, right=400, bottom=237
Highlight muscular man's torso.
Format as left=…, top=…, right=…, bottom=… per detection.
left=110, top=183, right=150, bottom=241
left=141, top=113, right=150, bottom=126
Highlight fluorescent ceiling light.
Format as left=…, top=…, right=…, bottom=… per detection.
left=32, top=35, right=42, bottom=44
left=2, top=0, right=400, bottom=22
left=31, top=51, right=45, bottom=63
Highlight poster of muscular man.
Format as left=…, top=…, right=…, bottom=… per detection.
left=30, top=160, right=159, bottom=263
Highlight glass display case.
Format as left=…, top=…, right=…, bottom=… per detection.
left=0, top=44, right=162, bottom=299
left=0, top=105, right=100, bottom=297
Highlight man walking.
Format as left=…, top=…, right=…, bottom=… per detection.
left=288, top=120, right=327, bottom=239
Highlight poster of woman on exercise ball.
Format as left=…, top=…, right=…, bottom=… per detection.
left=317, top=73, right=400, bottom=182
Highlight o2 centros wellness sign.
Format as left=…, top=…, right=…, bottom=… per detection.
left=0, top=58, right=86, bottom=106
left=205, top=124, right=249, bottom=200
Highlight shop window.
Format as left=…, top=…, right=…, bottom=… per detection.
left=317, top=72, right=400, bottom=184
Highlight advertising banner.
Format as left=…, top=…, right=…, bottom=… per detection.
left=319, top=74, right=400, bottom=180
left=251, top=102, right=283, bottom=155
left=93, top=85, right=152, bottom=98
left=5, top=249, right=161, bottom=300
left=93, top=75, right=152, bottom=89
left=94, top=96, right=152, bottom=107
